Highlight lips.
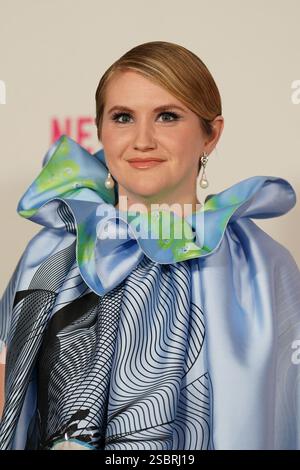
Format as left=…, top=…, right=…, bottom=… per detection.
left=127, top=158, right=165, bottom=162
left=127, top=158, right=166, bottom=169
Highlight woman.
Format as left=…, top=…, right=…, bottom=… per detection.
left=0, top=41, right=300, bottom=450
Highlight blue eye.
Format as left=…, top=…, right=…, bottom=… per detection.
left=111, top=111, right=180, bottom=124
left=158, top=112, right=180, bottom=122
left=111, top=112, right=132, bottom=123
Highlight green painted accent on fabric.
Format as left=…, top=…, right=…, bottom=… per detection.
left=219, top=206, right=238, bottom=230
left=36, top=136, right=77, bottom=193
left=199, top=244, right=212, bottom=253
left=126, top=209, right=204, bottom=262
left=229, top=194, right=242, bottom=205
left=77, top=222, right=95, bottom=265
left=204, top=192, right=241, bottom=211
left=32, top=135, right=107, bottom=201
left=202, top=195, right=218, bottom=211
left=120, top=208, right=205, bottom=262
left=172, top=241, right=204, bottom=262
left=57, top=135, right=71, bottom=155
left=80, top=178, right=100, bottom=190
left=36, top=159, right=81, bottom=193
left=153, top=211, right=194, bottom=239
left=18, top=208, right=38, bottom=218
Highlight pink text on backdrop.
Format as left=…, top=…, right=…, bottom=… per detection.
left=50, top=117, right=95, bottom=153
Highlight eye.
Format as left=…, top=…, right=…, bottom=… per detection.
left=157, top=111, right=180, bottom=122
left=110, top=111, right=181, bottom=124
left=111, top=112, right=132, bottom=123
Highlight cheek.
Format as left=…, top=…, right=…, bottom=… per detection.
left=167, top=137, right=200, bottom=169
left=101, top=136, right=124, bottom=171
left=166, top=126, right=200, bottom=153
left=102, top=127, right=130, bottom=155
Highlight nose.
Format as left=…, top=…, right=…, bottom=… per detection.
left=132, top=119, right=156, bottom=151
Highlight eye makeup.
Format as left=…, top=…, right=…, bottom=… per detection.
left=111, top=110, right=181, bottom=123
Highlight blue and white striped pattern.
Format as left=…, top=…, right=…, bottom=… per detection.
left=0, top=250, right=212, bottom=450
left=30, top=255, right=212, bottom=450
left=105, top=256, right=212, bottom=450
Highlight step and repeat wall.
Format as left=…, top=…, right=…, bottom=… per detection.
left=0, top=0, right=300, bottom=297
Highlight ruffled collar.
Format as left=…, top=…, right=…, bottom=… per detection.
left=17, top=135, right=297, bottom=295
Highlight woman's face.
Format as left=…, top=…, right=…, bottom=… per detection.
left=100, top=70, right=218, bottom=210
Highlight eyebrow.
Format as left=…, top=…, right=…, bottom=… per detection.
left=107, top=104, right=187, bottom=114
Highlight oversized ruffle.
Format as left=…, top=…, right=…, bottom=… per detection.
left=16, top=135, right=296, bottom=296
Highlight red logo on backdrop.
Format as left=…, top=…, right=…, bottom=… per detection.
left=50, top=117, right=96, bottom=154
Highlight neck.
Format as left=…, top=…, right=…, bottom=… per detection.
left=115, top=190, right=202, bottom=218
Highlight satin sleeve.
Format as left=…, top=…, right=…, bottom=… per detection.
left=274, top=246, right=300, bottom=449
left=0, top=252, right=26, bottom=363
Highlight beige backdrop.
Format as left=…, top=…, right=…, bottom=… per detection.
left=0, top=0, right=300, bottom=297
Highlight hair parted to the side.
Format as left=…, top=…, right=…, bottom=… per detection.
left=94, top=41, right=222, bottom=172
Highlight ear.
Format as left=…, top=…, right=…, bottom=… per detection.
left=205, top=115, right=224, bottom=154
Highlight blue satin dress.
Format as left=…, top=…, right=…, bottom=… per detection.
left=0, top=135, right=300, bottom=450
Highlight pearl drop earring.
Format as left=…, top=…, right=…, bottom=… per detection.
left=199, top=152, right=209, bottom=189
left=104, top=171, right=115, bottom=189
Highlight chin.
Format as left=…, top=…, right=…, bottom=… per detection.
left=124, top=183, right=167, bottom=200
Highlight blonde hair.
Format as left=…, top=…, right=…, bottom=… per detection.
left=95, top=41, right=222, bottom=172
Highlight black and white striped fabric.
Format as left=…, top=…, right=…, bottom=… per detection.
left=0, top=241, right=76, bottom=449
left=22, top=255, right=213, bottom=450
left=34, top=281, right=126, bottom=449
left=0, top=229, right=213, bottom=450
left=104, top=256, right=212, bottom=450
